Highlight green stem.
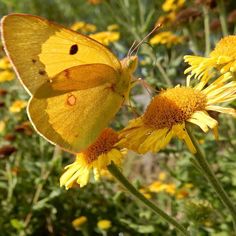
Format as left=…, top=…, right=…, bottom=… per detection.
left=142, top=44, right=173, bottom=87
left=183, top=27, right=199, bottom=54
left=217, top=0, right=228, bottom=36
left=203, top=6, right=210, bottom=56
left=186, top=125, right=236, bottom=231
left=22, top=147, right=62, bottom=230
left=108, top=162, right=190, bottom=236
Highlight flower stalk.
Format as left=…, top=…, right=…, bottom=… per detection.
left=108, top=162, right=190, bottom=236
left=203, top=6, right=210, bottom=56
left=186, top=124, right=236, bottom=230
left=217, top=0, right=228, bottom=36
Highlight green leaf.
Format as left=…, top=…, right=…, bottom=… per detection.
left=10, top=219, right=25, bottom=230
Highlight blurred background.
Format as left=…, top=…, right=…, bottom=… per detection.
left=0, top=0, right=236, bottom=235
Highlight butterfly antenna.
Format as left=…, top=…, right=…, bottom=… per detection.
left=130, top=23, right=162, bottom=56
left=132, top=78, right=158, bottom=95
left=127, top=40, right=137, bottom=58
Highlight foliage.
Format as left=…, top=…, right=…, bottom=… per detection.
left=0, top=0, right=236, bottom=235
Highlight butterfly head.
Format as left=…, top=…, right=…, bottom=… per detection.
left=121, top=55, right=138, bottom=74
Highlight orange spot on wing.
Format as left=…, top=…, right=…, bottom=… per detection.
left=67, top=94, right=77, bottom=106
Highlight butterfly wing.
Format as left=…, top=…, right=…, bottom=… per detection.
left=28, top=80, right=123, bottom=153
left=1, top=13, right=121, bottom=95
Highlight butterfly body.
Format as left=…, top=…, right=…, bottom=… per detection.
left=1, top=14, right=137, bottom=153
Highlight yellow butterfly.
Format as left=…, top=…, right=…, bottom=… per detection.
left=1, top=14, right=138, bottom=153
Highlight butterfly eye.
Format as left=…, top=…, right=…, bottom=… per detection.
left=128, top=56, right=138, bottom=73
left=69, top=44, right=78, bottom=55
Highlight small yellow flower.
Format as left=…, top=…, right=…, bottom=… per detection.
left=60, top=128, right=126, bottom=189
left=9, top=100, right=27, bottom=113
left=0, top=70, right=14, bottom=82
left=162, top=0, right=185, bottom=12
left=70, top=21, right=97, bottom=33
left=184, top=183, right=193, bottom=189
left=148, top=181, right=163, bottom=192
left=97, top=219, right=112, bottom=230
left=89, top=31, right=120, bottom=46
left=107, top=24, right=119, bottom=31
left=176, top=187, right=190, bottom=199
left=155, top=12, right=176, bottom=26
left=158, top=172, right=167, bottom=181
left=119, top=72, right=236, bottom=154
left=165, top=183, right=176, bottom=195
left=175, top=184, right=193, bottom=199
left=184, top=35, right=236, bottom=80
left=0, top=57, right=12, bottom=70
left=148, top=181, right=176, bottom=195
left=150, top=31, right=183, bottom=47
left=139, top=188, right=152, bottom=199
left=72, top=216, right=87, bottom=229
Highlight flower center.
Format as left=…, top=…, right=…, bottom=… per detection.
left=143, top=87, right=207, bottom=129
left=83, top=128, right=118, bottom=164
left=210, top=35, right=236, bottom=59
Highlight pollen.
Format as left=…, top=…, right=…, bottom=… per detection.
left=83, top=128, right=119, bottom=164
left=143, top=87, right=207, bottom=129
left=210, top=35, right=236, bottom=59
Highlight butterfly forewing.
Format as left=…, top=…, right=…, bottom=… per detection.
left=1, top=14, right=121, bottom=95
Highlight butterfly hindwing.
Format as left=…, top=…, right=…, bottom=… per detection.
left=28, top=83, right=123, bottom=153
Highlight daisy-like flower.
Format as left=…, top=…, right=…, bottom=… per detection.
left=107, top=24, right=119, bottom=31
left=184, top=36, right=236, bottom=80
left=9, top=100, right=27, bottom=113
left=0, top=56, right=12, bottom=70
left=119, top=72, right=236, bottom=154
left=162, top=0, right=185, bottom=12
left=155, top=12, right=177, bottom=26
left=72, top=216, right=87, bottom=230
left=70, top=21, right=97, bottom=33
left=150, top=31, right=183, bottom=48
left=97, top=219, right=112, bottom=230
left=60, top=128, right=125, bottom=189
left=89, top=31, right=120, bottom=46
left=0, top=70, right=14, bottom=82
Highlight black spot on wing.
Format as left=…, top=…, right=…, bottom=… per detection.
left=32, top=59, right=36, bottom=63
left=38, top=70, right=46, bottom=75
left=69, top=44, right=78, bottom=55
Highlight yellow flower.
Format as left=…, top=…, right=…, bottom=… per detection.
left=72, top=216, right=87, bottom=229
left=0, top=57, right=12, bottom=70
left=184, top=35, right=236, bottom=80
left=176, top=187, right=190, bottom=199
left=150, top=31, right=183, bottom=47
left=89, top=31, right=120, bottom=46
left=0, top=70, right=14, bottom=82
left=175, top=184, right=193, bottom=199
left=97, top=219, right=112, bottom=230
left=155, top=12, right=176, bottom=26
left=60, top=128, right=125, bottom=189
left=162, top=0, right=185, bottom=12
left=158, top=172, right=167, bottom=181
left=119, top=72, right=236, bottom=154
left=139, top=188, right=152, bottom=199
left=70, top=21, right=97, bottom=33
left=9, top=100, right=27, bottom=113
left=148, top=181, right=176, bottom=195
left=107, top=24, right=119, bottom=31
left=164, top=183, right=176, bottom=195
